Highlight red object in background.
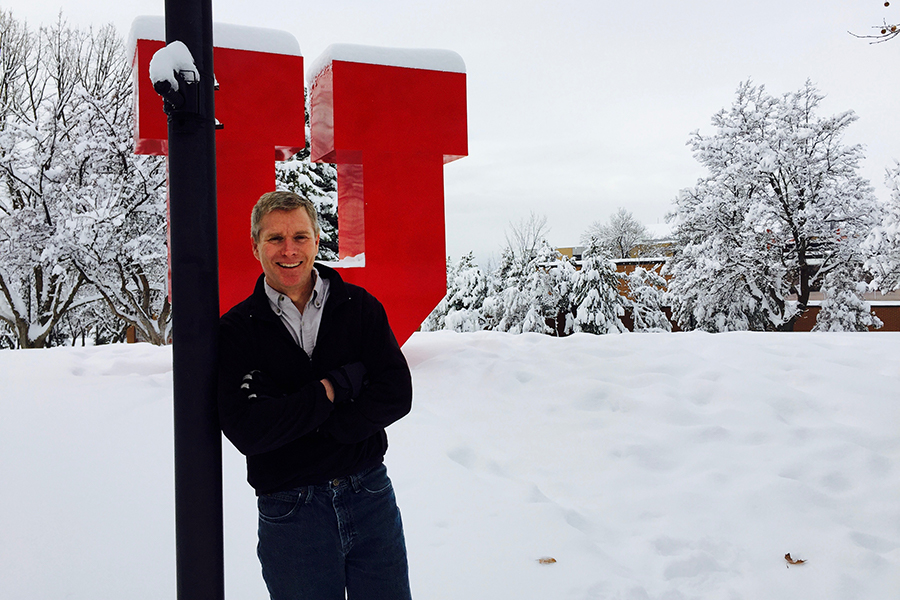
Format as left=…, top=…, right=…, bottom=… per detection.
left=133, top=31, right=305, bottom=314
left=309, top=56, right=467, bottom=344
left=134, top=25, right=467, bottom=345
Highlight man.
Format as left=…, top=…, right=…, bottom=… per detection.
left=217, top=191, right=413, bottom=600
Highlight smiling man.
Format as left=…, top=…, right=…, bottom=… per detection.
left=217, top=191, right=414, bottom=600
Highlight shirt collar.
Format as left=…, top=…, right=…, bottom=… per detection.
left=263, top=267, right=322, bottom=311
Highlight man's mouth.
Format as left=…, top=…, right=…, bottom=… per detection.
left=277, top=262, right=301, bottom=269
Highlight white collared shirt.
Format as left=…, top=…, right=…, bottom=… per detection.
left=263, top=268, right=330, bottom=357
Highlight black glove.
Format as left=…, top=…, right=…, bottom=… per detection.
left=325, top=362, right=368, bottom=403
left=241, top=370, right=279, bottom=401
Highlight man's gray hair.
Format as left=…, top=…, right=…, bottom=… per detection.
left=251, top=191, right=320, bottom=242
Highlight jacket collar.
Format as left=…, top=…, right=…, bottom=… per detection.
left=248, top=262, right=349, bottom=320
left=314, top=262, right=350, bottom=304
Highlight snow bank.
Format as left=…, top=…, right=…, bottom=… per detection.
left=1, top=332, right=898, bottom=599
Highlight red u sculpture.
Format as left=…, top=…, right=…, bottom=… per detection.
left=131, top=18, right=467, bottom=344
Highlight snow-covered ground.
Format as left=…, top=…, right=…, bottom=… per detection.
left=2, top=331, right=898, bottom=599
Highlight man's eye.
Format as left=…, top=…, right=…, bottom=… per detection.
left=268, top=236, right=283, bottom=243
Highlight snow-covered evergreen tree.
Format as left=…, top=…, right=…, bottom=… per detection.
left=544, top=252, right=578, bottom=335
left=422, top=216, right=579, bottom=336
left=514, top=242, right=576, bottom=335
left=667, top=80, right=883, bottom=332
left=479, top=252, right=507, bottom=332
left=624, top=266, right=671, bottom=332
left=485, top=247, right=517, bottom=332
left=444, top=252, right=488, bottom=332
left=571, top=244, right=626, bottom=334
left=813, top=267, right=882, bottom=331
left=489, top=216, right=553, bottom=334
left=487, top=216, right=577, bottom=336
left=420, top=256, right=454, bottom=332
left=275, top=145, right=338, bottom=261
left=495, top=251, right=541, bottom=334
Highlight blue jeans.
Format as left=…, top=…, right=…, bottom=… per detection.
left=257, top=464, right=412, bottom=600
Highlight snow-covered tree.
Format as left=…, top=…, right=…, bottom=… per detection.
left=864, top=163, right=900, bottom=293
left=50, top=299, right=128, bottom=346
left=666, top=178, right=792, bottom=332
left=420, top=256, right=454, bottom=332
left=515, top=242, right=576, bottom=335
left=624, top=266, right=671, bottom=332
left=571, top=244, right=626, bottom=334
left=0, top=323, right=15, bottom=348
left=851, top=1, right=899, bottom=42
left=0, top=15, right=96, bottom=347
left=490, top=216, right=576, bottom=336
left=75, top=217, right=171, bottom=346
left=667, top=80, right=883, bottom=332
left=67, top=28, right=170, bottom=345
left=479, top=252, right=507, bottom=332
left=581, top=207, right=650, bottom=259
left=494, top=245, right=551, bottom=335
left=423, top=215, right=581, bottom=336
left=0, top=14, right=171, bottom=346
left=813, top=266, right=882, bottom=332
left=546, top=253, right=578, bottom=335
left=489, top=215, right=554, bottom=334
left=443, top=252, right=489, bottom=332
left=504, top=211, right=549, bottom=267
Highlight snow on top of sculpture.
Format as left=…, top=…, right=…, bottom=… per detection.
left=128, top=16, right=302, bottom=57
left=308, top=43, right=466, bottom=85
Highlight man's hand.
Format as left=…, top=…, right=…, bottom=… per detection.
left=241, top=370, right=279, bottom=401
left=320, top=378, right=335, bottom=402
left=324, top=362, right=368, bottom=404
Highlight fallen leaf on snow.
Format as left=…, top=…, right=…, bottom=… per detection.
left=537, top=557, right=557, bottom=565
left=784, top=553, right=806, bottom=566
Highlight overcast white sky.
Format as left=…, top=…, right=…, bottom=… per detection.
left=5, top=0, right=900, bottom=262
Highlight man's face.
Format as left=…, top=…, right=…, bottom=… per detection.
left=252, top=208, right=320, bottom=301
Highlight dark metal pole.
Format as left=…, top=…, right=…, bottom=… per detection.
left=163, top=1, right=224, bottom=599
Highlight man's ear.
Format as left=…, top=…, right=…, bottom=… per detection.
left=251, top=237, right=260, bottom=260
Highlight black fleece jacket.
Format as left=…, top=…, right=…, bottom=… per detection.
left=217, top=265, right=412, bottom=494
